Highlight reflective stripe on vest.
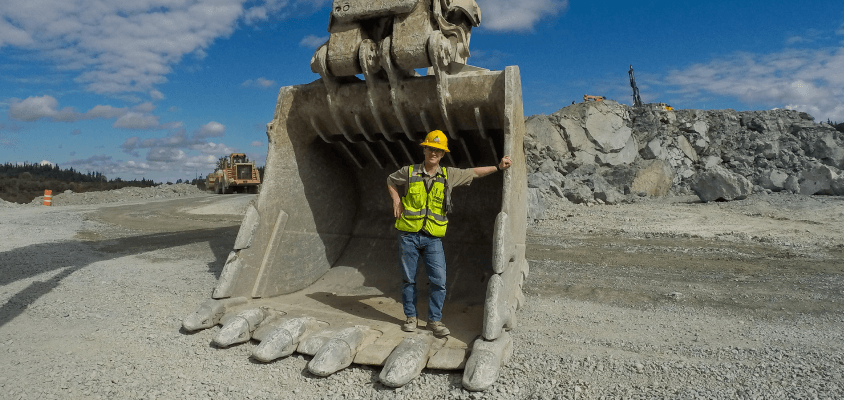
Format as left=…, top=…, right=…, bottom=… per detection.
left=395, top=164, right=449, bottom=237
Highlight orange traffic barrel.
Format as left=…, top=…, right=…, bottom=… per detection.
left=43, top=190, right=52, bottom=206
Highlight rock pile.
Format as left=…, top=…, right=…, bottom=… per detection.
left=30, top=183, right=206, bottom=206
left=525, top=100, right=844, bottom=218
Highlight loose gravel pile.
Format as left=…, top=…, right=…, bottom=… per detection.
left=28, top=183, right=206, bottom=207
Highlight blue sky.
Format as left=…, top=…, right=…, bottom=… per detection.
left=2, top=0, right=843, bottom=182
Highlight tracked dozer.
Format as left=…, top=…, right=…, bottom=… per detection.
left=183, top=0, right=528, bottom=391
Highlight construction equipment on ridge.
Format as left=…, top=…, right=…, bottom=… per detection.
left=182, top=0, right=528, bottom=391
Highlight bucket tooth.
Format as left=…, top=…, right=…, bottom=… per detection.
left=462, top=331, right=513, bottom=392
left=252, top=317, right=323, bottom=362
left=307, top=326, right=378, bottom=377
left=213, top=307, right=271, bottom=347
left=378, top=334, right=436, bottom=387
left=182, top=297, right=247, bottom=331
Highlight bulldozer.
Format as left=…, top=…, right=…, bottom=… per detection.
left=183, top=0, right=528, bottom=391
left=210, top=153, right=261, bottom=194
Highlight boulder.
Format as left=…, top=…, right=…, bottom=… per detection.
left=526, top=188, right=546, bottom=220
left=690, top=165, right=753, bottom=202
left=757, top=169, right=789, bottom=191
left=630, top=159, right=675, bottom=197
left=676, top=135, right=699, bottom=162
left=640, top=138, right=666, bottom=160
left=591, top=175, right=625, bottom=204
left=831, top=175, right=844, bottom=196
left=798, top=165, right=839, bottom=195
left=596, top=136, right=638, bottom=166
left=582, top=101, right=632, bottom=153
left=562, top=183, right=593, bottom=204
left=525, top=115, right=570, bottom=157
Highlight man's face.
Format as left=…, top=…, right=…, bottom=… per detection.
left=423, top=146, right=445, bottom=165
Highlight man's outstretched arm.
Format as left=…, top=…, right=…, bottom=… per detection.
left=472, top=156, right=512, bottom=178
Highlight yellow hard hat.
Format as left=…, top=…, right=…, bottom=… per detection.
left=420, top=130, right=450, bottom=152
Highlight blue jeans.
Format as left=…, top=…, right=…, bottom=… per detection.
left=398, top=231, right=447, bottom=322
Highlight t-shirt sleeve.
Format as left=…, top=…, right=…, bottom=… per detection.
left=446, top=167, right=474, bottom=188
left=387, top=166, right=409, bottom=187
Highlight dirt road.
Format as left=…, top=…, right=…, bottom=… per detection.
left=1, top=193, right=842, bottom=399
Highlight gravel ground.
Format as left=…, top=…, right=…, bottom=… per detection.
left=1, top=187, right=842, bottom=399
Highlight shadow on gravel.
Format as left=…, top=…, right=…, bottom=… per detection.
left=0, top=226, right=238, bottom=328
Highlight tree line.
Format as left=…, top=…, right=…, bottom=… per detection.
left=0, top=162, right=157, bottom=204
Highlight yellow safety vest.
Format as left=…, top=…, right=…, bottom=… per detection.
left=395, top=165, right=449, bottom=237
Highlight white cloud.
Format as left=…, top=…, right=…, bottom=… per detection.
left=250, top=141, right=263, bottom=147
left=113, top=112, right=161, bottom=130
left=195, top=121, right=226, bottom=138
left=134, top=102, right=156, bottom=113
left=664, top=47, right=844, bottom=121
left=8, top=95, right=65, bottom=121
left=0, top=0, right=324, bottom=95
left=85, top=104, right=127, bottom=119
left=150, top=90, right=165, bottom=100
left=478, top=0, right=568, bottom=32
left=147, top=147, right=187, bottom=162
left=242, top=77, right=277, bottom=88
left=190, top=141, right=238, bottom=155
left=299, top=34, right=328, bottom=48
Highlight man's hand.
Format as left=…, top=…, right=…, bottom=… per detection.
left=498, top=156, right=512, bottom=171
left=388, top=183, right=404, bottom=219
left=393, top=200, right=404, bottom=219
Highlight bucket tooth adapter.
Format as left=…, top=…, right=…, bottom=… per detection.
left=183, top=0, right=528, bottom=391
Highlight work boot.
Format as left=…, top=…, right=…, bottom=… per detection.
left=428, top=321, right=450, bottom=338
left=402, top=317, right=417, bottom=332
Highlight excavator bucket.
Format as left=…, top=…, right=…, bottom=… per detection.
left=183, top=0, right=528, bottom=391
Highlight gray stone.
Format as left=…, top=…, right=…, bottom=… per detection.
left=640, top=138, right=665, bottom=160
left=701, top=155, right=721, bottom=169
left=810, top=132, right=844, bottom=168
left=798, top=165, right=839, bottom=195
left=758, top=169, right=789, bottom=191
left=526, top=188, right=545, bottom=220
left=690, top=165, right=754, bottom=202
left=831, top=175, right=844, bottom=195
left=525, top=115, right=569, bottom=157
left=596, top=136, right=638, bottom=166
left=558, top=115, right=596, bottom=164
left=630, top=160, right=675, bottom=197
left=583, top=101, right=633, bottom=153
left=562, top=183, right=594, bottom=204
left=784, top=175, right=800, bottom=192
left=676, top=135, right=699, bottom=162
left=527, top=172, right=548, bottom=189
left=591, top=176, right=625, bottom=205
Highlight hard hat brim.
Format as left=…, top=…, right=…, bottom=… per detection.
left=420, top=141, right=450, bottom=152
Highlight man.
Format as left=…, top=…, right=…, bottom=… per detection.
left=386, top=129, right=512, bottom=337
